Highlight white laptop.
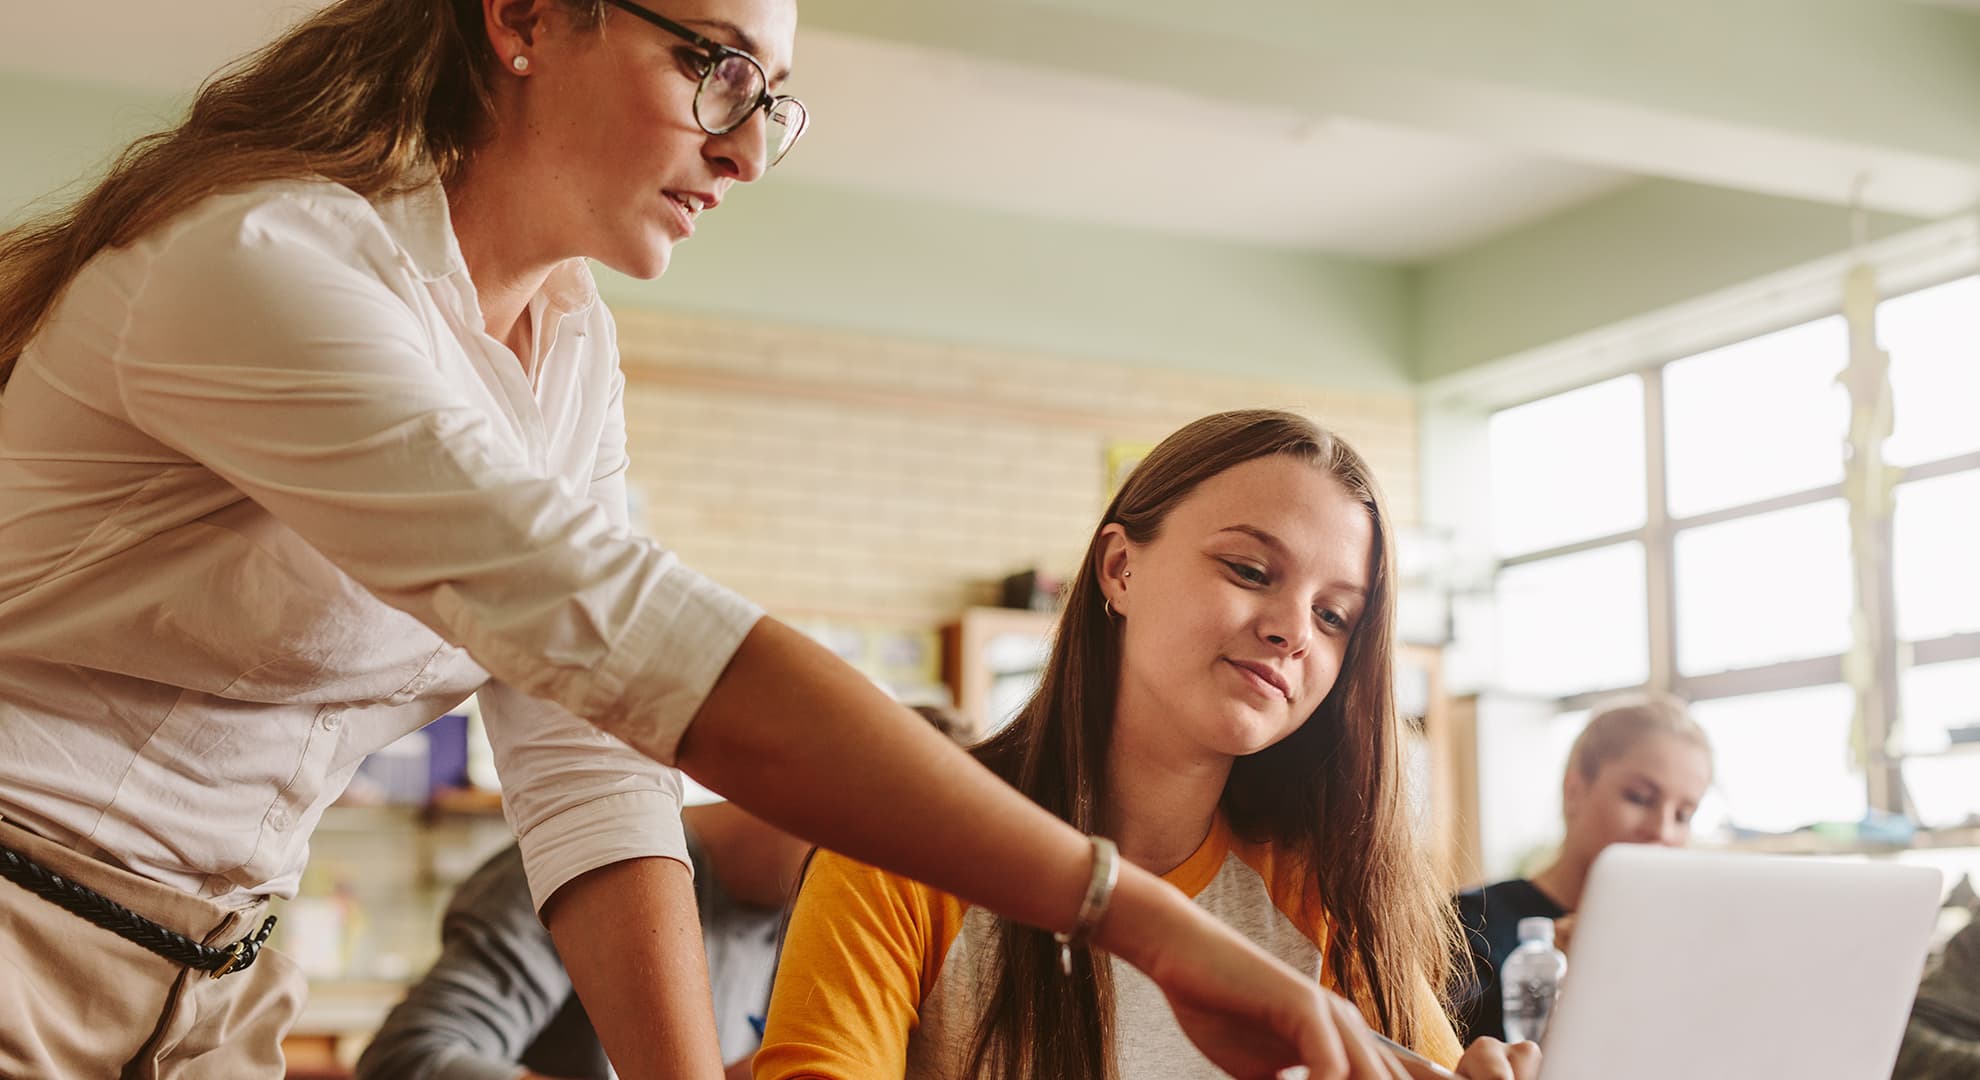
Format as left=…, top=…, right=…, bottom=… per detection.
left=1534, top=844, right=1943, bottom=1080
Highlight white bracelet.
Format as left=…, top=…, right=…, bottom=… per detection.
left=1053, top=835, right=1120, bottom=976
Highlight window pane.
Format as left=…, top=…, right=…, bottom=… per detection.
left=1496, top=543, right=1648, bottom=696
left=1897, top=658, right=1980, bottom=831
left=1691, top=684, right=1866, bottom=833
left=1674, top=500, right=1852, bottom=675
left=1894, top=470, right=1980, bottom=642
left=1474, top=703, right=1587, bottom=879
left=1663, top=317, right=1848, bottom=518
left=1488, top=376, right=1645, bottom=557
left=1901, top=754, right=1980, bottom=830
left=1882, top=275, right=1980, bottom=468
left=1898, top=658, right=1980, bottom=755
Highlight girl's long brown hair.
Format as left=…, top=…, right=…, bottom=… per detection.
left=967, top=408, right=1461, bottom=1079
left=0, top=0, right=606, bottom=391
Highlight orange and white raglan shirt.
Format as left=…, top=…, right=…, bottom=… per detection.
left=755, top=813, right=1463, bottom=1080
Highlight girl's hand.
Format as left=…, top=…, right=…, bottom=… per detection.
left=1551, top=913, right=1577, bottom=956
left=1161, top=976, right=1418, bottom=1080
left=1450, top=1037, right=1541, bottom=1080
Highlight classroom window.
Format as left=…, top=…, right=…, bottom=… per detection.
left=1673, top=500, right=1853, bottom=676
left=1689, top=684, right=1867, bottom=833
left=1882, top=276, right=1980, bottom=469
left=1661, top=317, right=1848, bottom=519
left=1496, top=542, right=1649, bottom=698
left=1483, top=274, right=1980, bottom=837
left=1898, top=659, right=1980, bottom=829
left=1893, top=470, right=1980, bottom=643
left=1487, top=374, right=1645, bottom=558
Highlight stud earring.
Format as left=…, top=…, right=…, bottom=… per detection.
left=512, top=55, right=530, bottom=73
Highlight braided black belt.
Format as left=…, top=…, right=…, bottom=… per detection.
left=0, top=842, right=277, bottom=979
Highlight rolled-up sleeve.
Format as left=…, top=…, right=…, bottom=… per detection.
left=485, top=361, right=705, bottom=908
left=109, top=191, right=761, bottom=767
left=482, top=682, right=696, bottom=910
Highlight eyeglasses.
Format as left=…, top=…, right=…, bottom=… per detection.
left=601, top=0, right=809, bottom=166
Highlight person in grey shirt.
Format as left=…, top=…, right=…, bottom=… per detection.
left=357, top=801, right=807, bottom=1080
left=1892, top=915, right=1980, bottom=1080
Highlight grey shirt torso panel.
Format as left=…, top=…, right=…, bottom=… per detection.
left=1913, top=917, right=1980, bottom=1040
left=356, top=831, right=783, bottom=1080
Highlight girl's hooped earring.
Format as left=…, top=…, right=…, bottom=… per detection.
left=1102, top=569, right=1132, bottom=619
left=512, top=55, right=531, bottom=73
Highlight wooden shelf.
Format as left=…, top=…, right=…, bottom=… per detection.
left=941, top=606, right=1058, bottom=738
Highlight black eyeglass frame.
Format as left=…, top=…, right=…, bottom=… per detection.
left=600, top=0, right=808, bottom=158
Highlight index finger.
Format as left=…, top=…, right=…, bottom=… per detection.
left=1325, top=995, right=1412, bottom=1080
left=1285, top=986, right=1351, bottom=1079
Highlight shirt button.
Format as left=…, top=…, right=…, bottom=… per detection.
left=269, top=809, right=292, bottom=831
left=321, top=711, right=342, bottom=732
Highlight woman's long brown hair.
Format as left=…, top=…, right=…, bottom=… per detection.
left=966, top=408, right=1461, bottom=1079
left=0, top=0, right=607, bottom=391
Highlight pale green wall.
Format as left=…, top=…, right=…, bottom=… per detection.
left=596, top=181, right=1410, bottom=388
left=1410, top=179, right=1927, bottom=382
left=0, top=72, right=181, bottom=225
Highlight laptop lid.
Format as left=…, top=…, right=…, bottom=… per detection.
left=1539, top=844, right=1941, bottom=1080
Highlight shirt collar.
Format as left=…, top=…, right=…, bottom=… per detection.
left=1164, top=811, right=1235, bottom=899
left=539, top=258, right=600, bottom=318
left=370, top=175, right=599, bottom=318
left=371, top=175, right=465, bottom=283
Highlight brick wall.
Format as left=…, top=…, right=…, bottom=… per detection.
left=615, top=309, right=1419, bottom=624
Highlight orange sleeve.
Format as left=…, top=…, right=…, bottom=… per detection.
left=752, top=849, right=964, bottom=1080
left=1411, top=974, right=1465, bottom=1067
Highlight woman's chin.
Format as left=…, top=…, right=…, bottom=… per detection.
left=596, top=237, right=676, bottom=282
left=1203, top=709, right=1299, bottom=759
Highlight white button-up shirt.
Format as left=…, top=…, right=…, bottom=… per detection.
left=0, top=177, right=761, bottom=909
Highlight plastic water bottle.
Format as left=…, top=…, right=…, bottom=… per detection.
left=1501, top=916, right=1567, bottom=1045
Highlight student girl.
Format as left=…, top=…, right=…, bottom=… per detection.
left=758, top=409, right=1539, bottom=1080
left=1452, top=695, right=1713, bottom=1041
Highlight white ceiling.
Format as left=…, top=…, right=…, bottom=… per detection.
left=781, top=30, right=1631, bottom=260
left=8, top=0, right=1631, bottom=262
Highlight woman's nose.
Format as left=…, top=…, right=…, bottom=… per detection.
left=1259, top=602, right=1312, bottom=657
left=1654, top=814, right=1688, bottom=846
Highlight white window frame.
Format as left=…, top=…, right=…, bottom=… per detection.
left=1422, top=214, right=1980, bottom=823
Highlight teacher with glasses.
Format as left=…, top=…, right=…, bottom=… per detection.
left=0, top=1, right=1469, bottom=1078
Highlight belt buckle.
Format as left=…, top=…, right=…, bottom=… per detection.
left=207, top=939, right=249, bottom=980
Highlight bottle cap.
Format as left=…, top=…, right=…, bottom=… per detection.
left=1517, top=916, right=1556, bottom=944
